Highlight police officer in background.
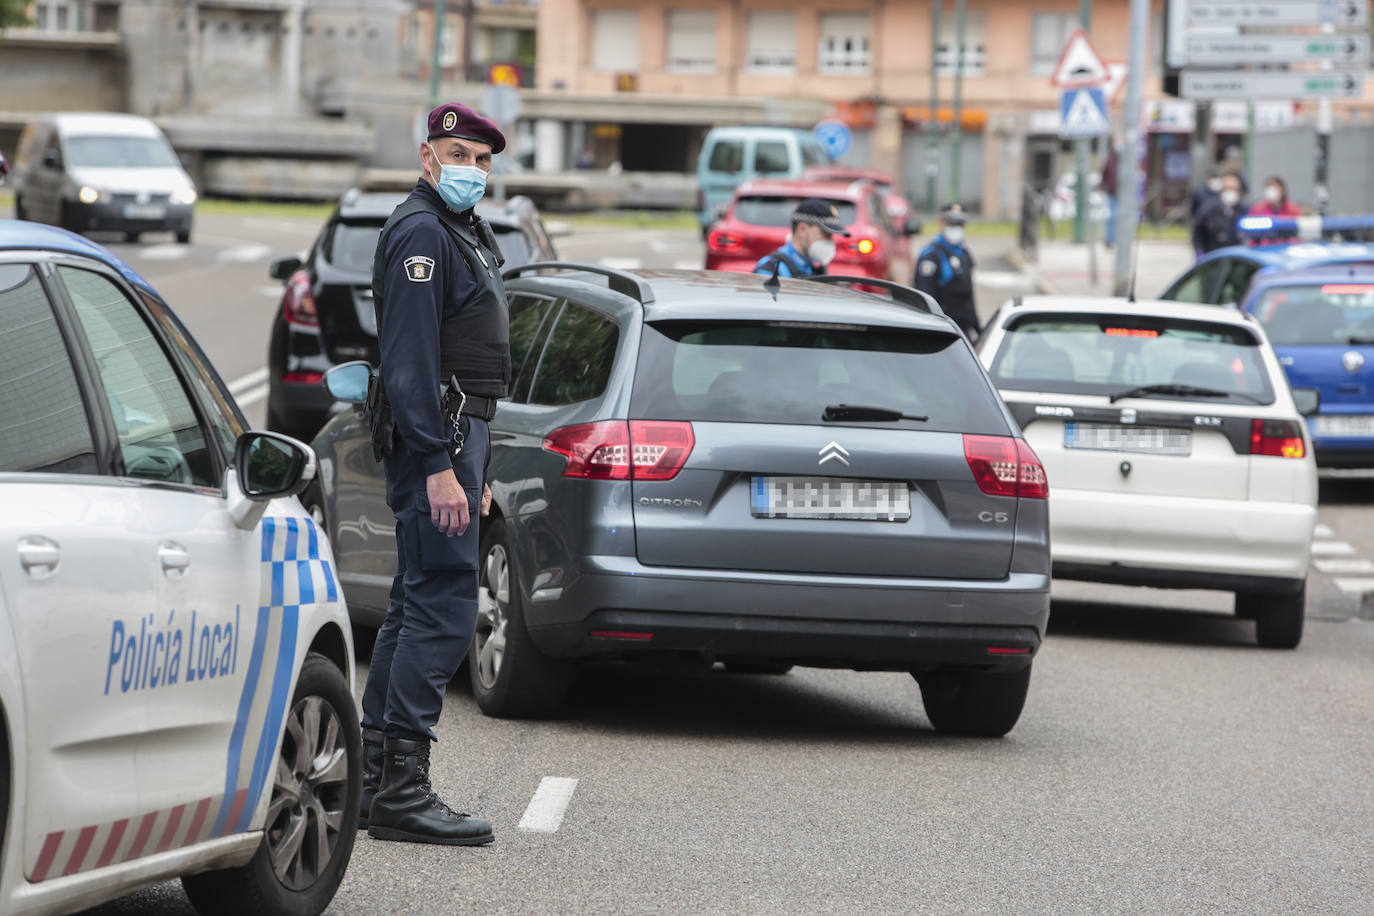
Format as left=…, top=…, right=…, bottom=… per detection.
left=914, top=204, right=978, bottom=339
left=359, top=102, right=509, bottom=847
left=753, top=198, right=849, bottom=277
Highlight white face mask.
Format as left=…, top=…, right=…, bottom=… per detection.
left=1207, top=178, right=1224, bottom=193
left=944, top=226, right=966, bottom=246
left=1265, top=186, right=1282, bottom=203
left=808, top=237, right=836, bottom=266
left=1220, top=189, right=1240, bottom=207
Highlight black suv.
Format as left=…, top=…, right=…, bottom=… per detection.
left=264, top=189, right=557, bottom=441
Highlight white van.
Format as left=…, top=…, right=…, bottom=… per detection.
left=696, top=126, right=830, bottom=235
left=12, top=112, right=198, bottom=243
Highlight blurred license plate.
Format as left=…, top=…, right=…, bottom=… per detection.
left=1064, top=423, right=1192, bottom=455
left=750, top=477, right=910, bottom=521
left=1314, top=415, right=1374, bottom=436
left=123, top=204, right=165, bottom=219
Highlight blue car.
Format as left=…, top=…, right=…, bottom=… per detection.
left=1160, top=237, right=1374, bottom=308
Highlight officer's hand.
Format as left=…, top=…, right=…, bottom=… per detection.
left=480, top=483, right=493, bottom=517
left=426, top=469, right=470, bottom=537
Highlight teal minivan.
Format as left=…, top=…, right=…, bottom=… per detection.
left=697, top=126, right=830, bottom=236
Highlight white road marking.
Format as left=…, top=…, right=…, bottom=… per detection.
left=138, top=244, right=190, bottom=261
left=978, top=270, right=1031, bottom=289
left=517, top=777, right=578, bottom=833
left=227, top=368, right=269, bottom=396
left=1333, top=577, right=1374, bottom=594
left=1313, top=557, right=1374, bottom=574
left=260, top=284, right=284, bottom=298
left=1314, top=524, right=1335, bottom=539
left=599, top=257, right=642, bottom=270
left=235, top=384, right=270, bottom=409
left=220, top=244, right=273, bottom=263
left=1311, top=541, right=1357, bottom=556
left=673, top=260, right=702, bottom=270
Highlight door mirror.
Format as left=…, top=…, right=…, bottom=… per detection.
left=323, top=360, right=372, bottom=404
left=234, top=431, right=314, bottom=500
left=1292, top=387, right=1321, bottom=417
left=270, top=255, right=303, bottom=280
left=904, top=217, right=924, bottom=236
left=42, top=149, right=61, bottom=170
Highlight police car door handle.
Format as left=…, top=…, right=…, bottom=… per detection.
left=17, top=536, right=60, bottom=576
left=158, top=541, right=190, bottom=575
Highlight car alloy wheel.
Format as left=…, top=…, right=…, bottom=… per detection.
left=475, top=543, right=510, bottom=690
left=266, top=694, right=349, bottom=891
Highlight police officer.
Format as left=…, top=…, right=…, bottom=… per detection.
left=914, top=204, right=978, bottom=339
left=358, top=102, right=509, bottom=847
left=753, top=198, right=849, bottom=277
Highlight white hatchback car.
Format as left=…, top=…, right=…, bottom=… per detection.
left=978, top=296, right=1319, bottom=649
left=0, top=222, right=360, bottom=915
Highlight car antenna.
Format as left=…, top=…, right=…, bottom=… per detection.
left=763, top=258, right=782, bottom=301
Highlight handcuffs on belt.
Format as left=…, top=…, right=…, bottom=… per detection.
left=441, top=375, right=466, bottom=457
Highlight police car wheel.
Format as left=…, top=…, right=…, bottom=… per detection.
left=182, top=652, right=361, bottom=916
left=914, top=664, right=1031, bottom=738
left=468, top=518, right=572, bottom=719
left=1252, top=583, right=1305, bottom=651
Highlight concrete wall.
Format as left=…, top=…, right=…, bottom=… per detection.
left=1252, top=125, right=1374, bottom=215
left=0, top=40, right=125, bottom=113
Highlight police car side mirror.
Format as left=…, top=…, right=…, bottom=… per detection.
left=904, top=217, right=924, bottom=236
left=270, top=255, right=302, bottom=281
left=1292, top=387, right=1320, bottom=417
left=227, top=431, right=317, bottom=530
left=323, top=360, right=371, bottom=404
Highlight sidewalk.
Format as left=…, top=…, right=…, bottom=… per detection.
left=1007, top=239, right=1196, bottom=299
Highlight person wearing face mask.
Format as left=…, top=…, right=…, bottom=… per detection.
left=1193, top=174, right=1247, bottom=256
left=1190, top=167, right=1224, bottom=256
left=753, top=198, right=850, bottom=278
left=359, top=102, right=509, bottom=848
left=1247, top=175, right=1302, bottom=246
left=914, top=203, right=979, bottom=339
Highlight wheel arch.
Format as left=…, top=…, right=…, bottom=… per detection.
left=307, top=622, right=352, bottom=684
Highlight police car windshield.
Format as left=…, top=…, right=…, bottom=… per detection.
left=990, top=312, right=1275, bottom=405
left=1253, top=283, right=1374, bottom=346
left=734, top=197, right=857, bottom=228
left=64, top=135, right=180, bottom=169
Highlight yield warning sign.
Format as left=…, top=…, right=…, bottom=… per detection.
left=1051, top=28, right=1109, bottom=88
left=1059, top=87, right=1111, bottom=138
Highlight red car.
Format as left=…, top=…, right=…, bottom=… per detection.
left=705, top=179, right=919, bottom=282
left=803, top=166, right=913, bottom=225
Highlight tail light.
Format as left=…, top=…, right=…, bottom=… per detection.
left=544, top=421, right=694, bottom=480
left=842, top=237, right=881, bottom=258
left=281, top=370, right=324, bottom=385
left=963, top=435, right=1048, bottom=499
left=708, top=231, right=743, bottom=253
left=282, top=270, right=318, bottom=327
left=1250, top=419, right=1306, bottom=459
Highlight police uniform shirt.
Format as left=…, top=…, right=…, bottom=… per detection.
left=914, top=237, right=975, bottom=299
left=753, top=240, right=818, bottom=279
left=378, top=180, right=486, bottom=479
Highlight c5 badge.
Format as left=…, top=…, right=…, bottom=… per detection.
left=404, top=255, right=436, bottom=282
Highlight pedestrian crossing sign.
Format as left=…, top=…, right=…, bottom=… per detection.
left=1059, top=87, right=1110, bottom=139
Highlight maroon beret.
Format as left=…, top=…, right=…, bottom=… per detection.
left=427, top=102, right=506, bottom=155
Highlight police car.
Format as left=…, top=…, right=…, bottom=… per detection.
left=978, top=294, right=1318, bottom=649
left=0, top=222, right=360, bottom=915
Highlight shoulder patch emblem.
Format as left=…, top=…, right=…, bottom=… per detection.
left=404, top=255, right=436, bottom=282
left=919, top=260, right=937, bottom=277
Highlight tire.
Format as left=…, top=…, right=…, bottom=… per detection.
left=177, top=228, right=192, bottom=244
left=123, top=231, right=140, bottom=243
left=182, top=653, right=360, bottom=916
left=1252, top=582, right=1305, bottom=650
left=915, top=665, right=1032, bottom=737
left=721, top=659, right=793, bottom=675
left=468, top=518, right=573, bottom=718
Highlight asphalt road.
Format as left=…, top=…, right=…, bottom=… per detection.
left=62, top=210, right=1374, bottom=914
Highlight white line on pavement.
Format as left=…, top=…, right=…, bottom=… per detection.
left=517, top=777, right=578, bottom=833
left=1314, top=524, right=1335, bottom=539
left=235, top=384, right=270, bottom=409
left=978, top=270, right=1031, bottom=289
left=138, top=245, right=190, bottom=261
left=227, top=368, right=269, bottom=396
left=1311, top=541, right=1357, bottom=556
left=1333, top=577, right=1374, bottom=594
left=260, top=284, right=285, bottom=298
left=1313, top=557, right=1374, bottom=574
left=219, top=244, right=273, bottom=263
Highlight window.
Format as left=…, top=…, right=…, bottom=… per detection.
left=801, top=142, right=829, bottom=168
left=591, top=9, right=640, bottom=72
left=733, top=196, right=856, bottom=229
left=439, top=17, right=458, bottom=67
left=1161, top=260, right=1229, bottom=304
left=818, top=13, right=871, bottom=75
left=1216, top=261, right=1260, bottom=306
left=1252, top=283, right=1374, bottom=346
left=935, top=12, right=986, bottom=76
left=746, top=11, right=796, bottom=73
left=1030, top=13, right=1077, bottom=76
left=667, top=10, right=716, bottom=73
left=707, top=140, right=744, bottom=173
left=753, top=141, right=790, bottom=175
left=507, top=295, right=557, bottom=399
left=0, top=264, right=98, bottom=474
left=34, top=0, right=81, bottom=31
left=529, top=305, right=619, bottom=405
left=491, top=225, right=533, bottom=267
left=64, top=136, right=180, bottom=169
left=59, top=268, right=219, bottom=487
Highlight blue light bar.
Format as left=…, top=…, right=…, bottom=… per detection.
left=1237, top=214, right=1374, bottom=240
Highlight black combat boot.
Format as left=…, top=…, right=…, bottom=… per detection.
left=367, top=737, right=495, bottom=846
left=358, top=728, right=385, bottom=830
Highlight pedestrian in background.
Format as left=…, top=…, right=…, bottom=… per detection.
left=1100, top=139, right=1119, bottom=249
left=1193, top=174, right=1246, bottom=256
left=1247, top=175, right=1302, bottom=246
left=1191, top=166, right=1223, bottom=223
left=360, top=101, right=509, bottom=848
left=753, top=198, right=848, bottom=277
left=1219, top=145, right=1249, bottom=197
left=914, top=203, right=979, bottom=339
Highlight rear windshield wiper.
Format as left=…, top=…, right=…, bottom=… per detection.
left=1108, top=383, right=1262, bottom=404
left=823, top=403, right=929, bottom=422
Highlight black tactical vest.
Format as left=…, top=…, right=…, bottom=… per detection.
left=372, top=196, right=511, bottom=398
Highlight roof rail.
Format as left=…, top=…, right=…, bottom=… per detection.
left=802, top=275, right=947, bottom=319
left=502, top=261, right=655, bottom=305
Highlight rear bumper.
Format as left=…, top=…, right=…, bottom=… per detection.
left=1312, top=441, right=1374, bottom=468
left=1050, top=488, right=1315, bottom=582
left=524, top=555, right=1050, bottom=670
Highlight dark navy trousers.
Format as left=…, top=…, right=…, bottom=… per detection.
left=361, top=415, right=490, bottom=741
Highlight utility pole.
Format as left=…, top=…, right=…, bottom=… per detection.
left=949, top=0, right=965, bottom=204
left=1316, top=97, right=1332, bottom=215
left=926, top=0, right=942, bottom=213
left=1072, top=0, right=1091, bottom=244
left=428, top=0, right=448, bottom=107
left=1113, top=0, right=1149, bottom=296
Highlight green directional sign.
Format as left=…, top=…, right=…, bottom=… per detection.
left=1184, top=33, right=1370, bottom=66
left=1181, top=69, right=1365, bottom=99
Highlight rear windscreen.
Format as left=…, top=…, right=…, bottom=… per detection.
left=733, top=197, right=857, bottom=229
left=1253, top=283, right=1374, bottom=345
left=327, top=221, right=383, bottom=271
left=990, top=312, right=1274, bottom=404
left=631, top=320, right=1009, bottom=433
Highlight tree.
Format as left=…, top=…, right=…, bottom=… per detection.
left=0, top=0, right=32, bottom=30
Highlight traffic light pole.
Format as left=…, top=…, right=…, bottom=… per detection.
left=926, top=0, right=942, bottom=213
left=428, top=0, right=447, bottom=107
left=1113, top=0, right=1149, bottom=296
left=1072, top=0, right=1091, bottom=245
left=949, top=0, right=965, bottom=204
